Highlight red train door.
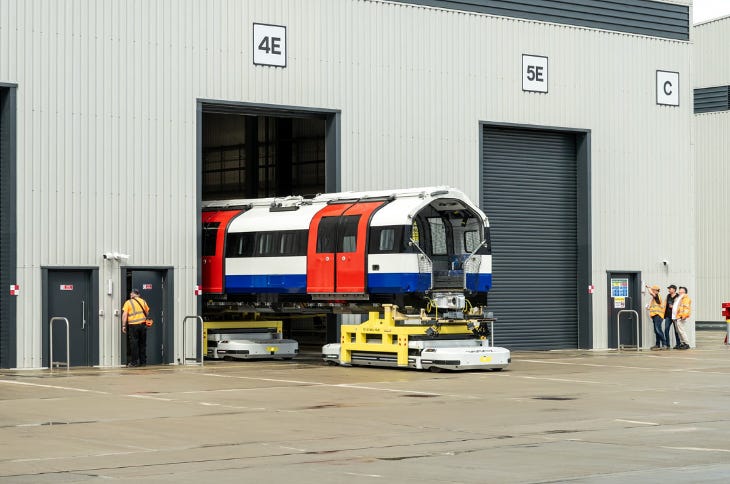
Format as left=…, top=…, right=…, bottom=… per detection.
left=336, top=201, right=385, bottom=293
left=202, top=209, right=242, bottom=294
left=307, top=201, right=384, bottom=295
left=307, top=204, right=353, bottom=293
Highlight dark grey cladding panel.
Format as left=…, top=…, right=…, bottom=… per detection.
left=387, top=0, right=689, bottom=40
left=694, top=86, right=730, bottom=114
left=0, top=87, right=18, bottom=369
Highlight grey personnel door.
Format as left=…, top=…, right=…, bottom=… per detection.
left=607, top=272, right=642, bottom=349
left=123, top=269, right=170, bottom=365
left=42, top=269, right=98, bottom=367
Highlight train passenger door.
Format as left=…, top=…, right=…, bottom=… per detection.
left=202, top=210, right=241, bottom=294
left=307, top=201, right=384, bottom=294
left=307, top=204, right=353, bottom=293
left=336, top=201, right=385, bottom=293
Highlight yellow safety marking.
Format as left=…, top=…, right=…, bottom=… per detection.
left=266, top=346, right=279, bottom=352
left=479, top=356, right=492, bottom=363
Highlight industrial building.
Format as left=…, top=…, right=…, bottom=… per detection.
left=693, top=15, right=730, bottom=326
left=1, top=0, right=719, bottom=369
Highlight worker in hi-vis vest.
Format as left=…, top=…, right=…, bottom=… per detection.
left=673, top=286, right=692, bottom=350
left=645, top=284, right=668, bottom=350
left=122, top=288, right=150, bottom=367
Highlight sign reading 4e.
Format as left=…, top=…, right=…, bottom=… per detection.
left=253, top=23, right=286, bottom=67
left=522, top=54, right=548, bottom=93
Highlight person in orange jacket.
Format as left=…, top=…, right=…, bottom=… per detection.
left=645, top=284, right=668, bottom=350
left=672, top=286, right=692, bottom=350
left=122, top=289, right=150, bottom=367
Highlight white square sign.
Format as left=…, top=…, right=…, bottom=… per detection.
left=656, top=70, right=679, bottom=106
left=253, top=23, right=286, bottom=67
left=522, top=54, right=548, bottom=93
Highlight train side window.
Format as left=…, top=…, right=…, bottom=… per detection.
left=369, top=226, right=407, bottom=254
left=317, top=217, right=339, bottom=253
left=428, top=217, right=447, bottom=255
left=464, top=230, right=479, bottom=253
left=225, top=233, right=255, bottom=257
left=279, top=231, right=307, bottom=256
left=256, top=232, right=276, bottom=256
left=202, top=223, right=219, bottom=256
left=339, top=215, right=360, bottom=253
left=379, top=228, right=395, bottom=251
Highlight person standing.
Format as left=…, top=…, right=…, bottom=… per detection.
left=645, top=284, right=667, bottom=350
left=122, top=289, right=150, bottom=367
left=664, top=285, right=679, bottom=349
left=673, top=286, right=692, bottom=350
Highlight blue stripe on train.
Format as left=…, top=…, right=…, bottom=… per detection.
left=225, top=272, right=492, bottom=295
left=366, top=272, right=431, bottom=293
left=225, top=274, right=308, bottom=294
left=367, top=272, right=492, bottom=293
left=466, top=273, right=492, bottom=292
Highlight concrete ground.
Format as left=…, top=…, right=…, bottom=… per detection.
left=1, top=332, right=730, bottom=484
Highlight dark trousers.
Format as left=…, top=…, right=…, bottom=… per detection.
left=664, top=317, right=680, bottom=347
left=128, top=323, right=147, bottom=366
left=652, top=315, right=668, bottom=347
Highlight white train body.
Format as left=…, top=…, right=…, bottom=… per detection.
left=202, top=187, right=492, bottom=308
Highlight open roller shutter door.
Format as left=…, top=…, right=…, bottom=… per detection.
left=483, top=126, right=578, bottom=350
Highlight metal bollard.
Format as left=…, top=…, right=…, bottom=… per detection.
left=616, top=310, right=641, bottom=351
left=49, top=317, right=70, bottom=370
left=182, top=315, right=204, bottom=366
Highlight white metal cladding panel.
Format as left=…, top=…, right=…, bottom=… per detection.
left=228, top=204, right=323, bottom=232
left=370, top=198, right=424, bottom=226
left=693, top=17, right=730, bottom=87
left=1, top=0, right=692, bottom=364
left=226, top=257, right=306, bottom=276
left=694, top=112, right=730, bottom=323
left=368, top=254, right=420, bottom=274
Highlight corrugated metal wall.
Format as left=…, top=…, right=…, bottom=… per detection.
left=694, top=17, right=730, bottom=323
left=694, top=17, right=730, bottom=88
left=0, top=0, right=693, bottom=366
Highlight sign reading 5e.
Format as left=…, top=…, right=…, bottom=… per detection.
left=522, top=54, right=548, bottom=93
left=253, top=23, right=286, bottom=67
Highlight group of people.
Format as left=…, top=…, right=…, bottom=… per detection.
left=645, top=284, right=692, bottom=350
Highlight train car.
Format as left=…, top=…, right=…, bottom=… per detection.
left=202, top=207, right=245, bottom=294
left=201, top=187, right=491, bottom=311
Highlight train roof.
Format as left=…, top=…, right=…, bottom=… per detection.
left=206, top=187, right=488, bottom=231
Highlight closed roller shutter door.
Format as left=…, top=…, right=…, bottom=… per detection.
left=483, top=126, right=577, bottom=350
left=0, top=90, right=7, bottom=366
left=0, top=88, right=16, bottom=368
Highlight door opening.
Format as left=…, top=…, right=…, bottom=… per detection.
left=607, top=271, right=642, bottom=349
left=122, top=269, right=173, bottom=365
left=42, top=269, right=99, bottom=367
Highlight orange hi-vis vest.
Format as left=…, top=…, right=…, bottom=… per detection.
left=648, top=294, right=666, bottom=318
left=123, top=297, right=149, bottom=325
left=676, top=295, right=692, bottom=319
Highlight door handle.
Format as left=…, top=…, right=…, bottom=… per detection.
left=341, top=256, right=346, bottom=261
left=82, top=300, right=86, bottom=330
left=325, top=256, right=330, bottom=262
